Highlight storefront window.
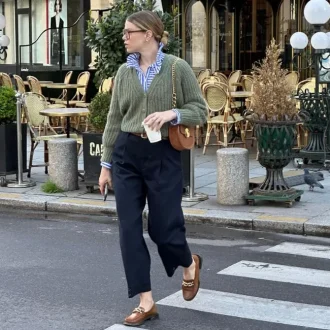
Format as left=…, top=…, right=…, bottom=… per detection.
left=43, top=0, right=84, bottom=68
left=185, top=0, right=206, bottom=70
left=11, top=0, right=84, bottom=69
left=210, top=4, right=233, bottom=72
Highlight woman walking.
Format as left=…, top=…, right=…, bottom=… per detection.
left=99, top=10, right=207, bottom=327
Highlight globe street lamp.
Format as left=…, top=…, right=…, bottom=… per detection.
left=290, top=0, right=330, bottom=165
left=0, top=14, right=10, bottom=61
left=290, top=0, right=330, bottom=95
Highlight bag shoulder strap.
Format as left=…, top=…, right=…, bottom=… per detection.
left=172, top=58, right=180, bottom=108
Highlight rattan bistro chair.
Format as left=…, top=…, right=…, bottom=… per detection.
left=23, top=92, right=81, bottom=178
left=197, top=69, right=211, bottom=86
left=50, top=70, right=73, bottom=104
left=55, top=71, right=90, bottom=107
left=202, top=81, right=246, bottom=154
left=213, top=71, right=228, bottom=85
left=0, top=72, right=13, bottom=88
left=228, top=70, right=242, bottom=92
left=241, top=75, right=253, bottom=91
left=13, top=74, right=26, bottom=93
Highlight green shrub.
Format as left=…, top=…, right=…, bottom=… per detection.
left=0, top=86, right=17, bottom=125
left=41, top=180, right=64, bottom=193
left=88, top=92, right=112, bottom=133
left=85, top=0, right=180, bottom=85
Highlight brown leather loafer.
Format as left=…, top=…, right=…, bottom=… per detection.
left=182, top=254, right=203, bottom=301
left=123, top=303, right=158, bottom=326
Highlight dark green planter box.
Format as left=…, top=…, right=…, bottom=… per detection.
left=0, top=123, right=27, bottom=175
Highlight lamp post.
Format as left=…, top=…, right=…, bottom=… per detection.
left=290, top=0, right=330, bottom=94
left=0, top=13, right=10, bottom=61
left=290, top=0, right=330, bottom=165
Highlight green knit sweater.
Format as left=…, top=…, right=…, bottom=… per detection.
left=101, top=54, right=207, bottom=164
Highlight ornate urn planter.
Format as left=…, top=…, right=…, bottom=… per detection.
left=246, top=117, right=304, bottom=207
left=296, top=92, right=330, bottom=163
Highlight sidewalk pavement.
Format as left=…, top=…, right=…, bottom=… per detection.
left=1, top=141, right=330, bottom=238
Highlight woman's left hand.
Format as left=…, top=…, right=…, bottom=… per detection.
left=143, top=110, right=177, bottom=131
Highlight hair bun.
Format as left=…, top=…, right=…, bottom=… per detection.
left=161, top=31, right=169, bottom=46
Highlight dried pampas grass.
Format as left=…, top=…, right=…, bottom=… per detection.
left=251, top=38, right=297, bottom=121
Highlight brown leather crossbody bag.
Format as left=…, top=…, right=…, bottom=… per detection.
left=168, top=59, right=195, bottom=151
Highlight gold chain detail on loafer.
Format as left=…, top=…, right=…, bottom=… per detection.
left=132, top=307, right=145, bottom=314
left=182, top=280, right=194, bottom=287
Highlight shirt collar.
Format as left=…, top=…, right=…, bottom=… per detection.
left=127, top=42, right=165, bottom=73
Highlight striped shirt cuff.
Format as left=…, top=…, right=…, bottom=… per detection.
left=170, top=109, right=181, bottom=125
left=101, top=161, right=112, bottom=169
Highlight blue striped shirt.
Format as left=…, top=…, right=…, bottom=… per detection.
left=101, top=43, right=180, bottom=170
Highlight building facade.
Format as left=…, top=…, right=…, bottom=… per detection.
left=176, top=0, right=318, bottom=76
left=0, top=0, right=321, bottom=78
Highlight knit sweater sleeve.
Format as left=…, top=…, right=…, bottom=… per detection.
left=101, top=65, right=125, bottom=164
left=176, top=59, right=207, bottom=126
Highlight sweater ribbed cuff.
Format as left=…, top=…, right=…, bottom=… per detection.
left=101, top=147, right=113, bottom=165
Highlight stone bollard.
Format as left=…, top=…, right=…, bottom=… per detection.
left=48, top=138, right=78, bottom=191
left=217, top=148, right=249, bottom=205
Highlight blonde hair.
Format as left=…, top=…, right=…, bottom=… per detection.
left=127, top=10, right=169, bottom=46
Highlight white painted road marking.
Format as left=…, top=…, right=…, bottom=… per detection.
left=266, top=242, right=330, bottom=260
left=218, top=260, right=330, bottom=288
left=157, top=289, right=330, bottom=329
left=104, top=324, right=145, bottom=330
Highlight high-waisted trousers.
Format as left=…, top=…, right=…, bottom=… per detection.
left=112, top=132, right=193, bottom=298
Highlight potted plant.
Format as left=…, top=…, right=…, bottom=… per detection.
left=83, top=91, right=111, bottom=193
left=0, top=86, right=27, bottom=185
left=245, top=39, right=304, bottom=207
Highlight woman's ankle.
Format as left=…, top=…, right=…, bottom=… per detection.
left=139, top=291, right=154, bottom=310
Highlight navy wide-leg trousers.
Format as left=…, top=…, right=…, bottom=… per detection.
left=112, top=132, right=193, bottom=298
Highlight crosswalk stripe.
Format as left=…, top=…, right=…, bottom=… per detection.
left=157, top=289, right=330, bottom=329
left=104, top=325, right=144, bottom=330
left=218, top=260, right=330, bottom=288
left=266, top=242, right=330, bottom=259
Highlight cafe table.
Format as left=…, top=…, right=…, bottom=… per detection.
left=39, top=108, right=90, bottom=138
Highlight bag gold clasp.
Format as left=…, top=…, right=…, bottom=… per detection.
left=185, top=128, right=190, bottom=138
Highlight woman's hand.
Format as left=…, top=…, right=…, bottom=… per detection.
left=99, top=167, right=112, bottom=195
left=143, top=110, right=177, bottom=131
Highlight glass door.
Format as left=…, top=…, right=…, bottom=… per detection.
left=210, top=2, right=233, bottom=73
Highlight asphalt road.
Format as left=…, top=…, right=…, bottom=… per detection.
left=0, top=212, right=330, bottom=330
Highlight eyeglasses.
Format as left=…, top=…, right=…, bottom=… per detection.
left=122, top=29, right=146, bottom=40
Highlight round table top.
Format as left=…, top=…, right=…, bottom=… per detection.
left=230, top=91, right=253, bottom=98
left=40, top=108, right=90, bottom=117
left=43, top=83, right=85, bottom=89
